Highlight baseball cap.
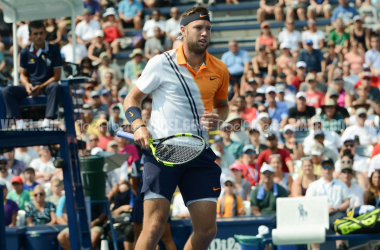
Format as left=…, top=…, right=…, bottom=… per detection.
left=329, top=89, right=340, bottom=98
left=118, top=89, right=128, bottom=97
left=243, top=145, right=256, bottom=153
left=363, top=63, right=370, bottom=70
left=265, top=131, right=277, bottom=140
left=110, top=103, right=120, bottom=111
left=97, top=119, right=108, bottom=126
left=280, top=42, right=291, bottom=49
left=24, top=167, right=35, bottom=173
left=311, top=115, right=322, bottom=124
left=314, top=130, right=324, bottom=137
left=362, top=72, right=372, bottom=78
left=81, top=103, right=93, bottom=113
left=332, top=76, right=344, bottom=84
left=323, top=99, right=336, bottom=107
left=321, top=156, right=334, bottom=165
left=296, top=61, right=307, bottom=69
left=278, top=72, right=287, bottom=78
left=213, top=135, right=223, bottom=144
left=225, top=113, right=243, bottom=124
left=327, top=41, right=335, bottom=47
left=265, top=86, right=277, bottom=94
left=306, top=73, right=316, bottom=82
left=223, top=177, right=236, bottom=185
left=258, top=112, right=270, bottom=121
left=356, top=108, right=367, bottom=116
left=343, top=137, right=355, bottom=144
left=99, top=52, right=109, bottom=60
left=276, top=84, right=286, bottom=93
left=11, top=176, right=23, bottom=184
left=296, top=92, right=307, bottom=99
left=107, top=140, right=118, bottom=148
left=283, top=124, right=295, bottom=132
left=230, top=162, right=244, bottom=171
left=260, top=164, right=274, bottom=173
left=129, top=48, right=144, bottom=58
left=310, top=143, right=324, bottom=156
left=0, top=155, right=8, bottom=163
left=90, top=90, right=100, bottom=98
left=91, top=147, right=104, bottom=155
left=305, top=39, right=313, bottom=45
left=353, top=15, right=362, bottom=22
left=94, top=30, right=104, bottom=38
left=341, top=164, right=353, bottom=171
left=101, top=89, right=111, bottom=96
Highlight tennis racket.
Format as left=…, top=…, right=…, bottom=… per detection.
left=116, top=130, right=206, bottom=167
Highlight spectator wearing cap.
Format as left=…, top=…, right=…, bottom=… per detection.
left=320, top=99, right=346, bottom=135
left=336, top=140, right=369, bottom=180
left=108, top=104, right=124, bottom=136
left=339, top=157, right=364, bottom=209
left=257, top=132, right=294, bottom=173
left=257, top=0, right=284, bottom=23
left=354, top=66, right=380, bottom=89
left=3, top=148, right=27, bottom=177
left=341, top=108, right=378, bottom=146
left=298, top=39, right=325, bottom=73
left=264, top=86, right=288, bottom=126
left=288, top=92, right=316, bottom=128
left=30, top=146, right=59, bottom=183
left=118, top=0, right=143, bottom=30
left=303, top=115, right=342, bottom=155
left=212, top=135, right=235, bottom=170
left=76, top=9, right=101, bottom=46
left=230, top=163, right=252, bottom=200
left=331, top=0, right=358, bottom=26
left=349, top=99, right=379, bottom=125
left=256, top=23, right=279, bottom=54
left=355, top=72, right=380, bottom=106
left=220, top=123, right=244, bottom=160
left=60, top=31, right=88, bottom=64
left=144, top=26, right=172, bottom=60
left=23, top=167, right=39, bottom=193
left=365, top=35, right=380, bottom=75
left=225, top=113, right=250, bottom=145
left=90, top=90, right=109, bottom=119
left=0, top=156, right=14, bottom=191
left=306, top=156, right=350, bottom=250
left=251, top=164, right=288, bottom=215
left=329, top=18, right=350, bottom=54
left=242, top=145, right=260, bottom=186
left=292, top=157, right=319, bottom=196
left=88, top=32, right=112, bottom=64
left=217, top=177, right=246, bottom=217
left=102, top=8, right=124, bottom=54
left=100, top=89, right=114, bottom=107
left=275, top=84, right=295, bottom=109
left=165, top=7, right=181, bottom=41
left=305, top=73, right=325, bottom=108
left=2, top=185, right=19, bottom=227
left=307, top=0, right=332, bottom=19
left=76, top=104, right=100, bottom=137
left=124, top=48, right=147, bottom=89
left=306, top=131, right=339, bottom=161
left=98, top=52, right=122, bottom=85
left=299, top=70, right=328, bottom=94
left=97, top=119, right=114, bottom=150
left=278, top=18, right=302, bottom=55
left=7, top=176, right=31, bottom=210
left=277, top=72, right=297, bottom=94
left=345, top=40, right=365, bottom=76
left=252, top=112, right=284, bottom=146
left=302, top=19, right=326, bottom=50
left=325, top=76, right=351, bottom=107
left=142, top=9, right=166, bottom=40
left=291, top=61, right=307, bottom=91
left=270, top=154, right=293, bottom=194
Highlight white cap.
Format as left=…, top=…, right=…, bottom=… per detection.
left=353, top=15, right=362, bottom=22
left=296, top=92, right=307, bottom=99
left=91, top=147, right=104, bottom=155
left=103, top=7, right=118, bottom=18
left=213, top=150, right=222, bottom=158
left=296, top=61, right=307, bottom=68
left=283, top=124, right=295, bottom=132
left=280, top=42, right=291, bottom=49
left=363, top=63, right=370, bottom=70
left=260, top=164, right=274, bottom=173
left=265, top=86, right=277, bottom=94
left=223, top=176, right=236, bottom=185
left=311, top=115, right=322, bottom=124
left=258, top=112, right=270, bottom=120
left=94, top=30, right=104, bottom=38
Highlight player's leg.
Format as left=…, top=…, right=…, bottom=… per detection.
left=184, top=201, right=217, bottom=250
left=161, top=222, right=177, bottom=250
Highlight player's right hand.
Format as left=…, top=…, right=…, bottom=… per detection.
left=134, top=125, right=150, bottom=148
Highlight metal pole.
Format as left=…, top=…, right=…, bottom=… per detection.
left=12, top=19, right=18, bottom=85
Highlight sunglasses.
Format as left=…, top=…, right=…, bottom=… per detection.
left=284, top=130, right=294, bottom=135
left=322, top=165, right=333, bottom=170
left=342, top=169, right=353, bottom=174
left=315, top=135, right=324, bottom=140
left=225, top=183, right=234, bottom=187
left=262, top=171, right=273, bottom=175
left=34, top=192, right=44, bottom=197
left=344, top=144, right=354, bottom=148
left=341, top=160, right=352, bottom=164
left=244, top=151, right=255, bottom=155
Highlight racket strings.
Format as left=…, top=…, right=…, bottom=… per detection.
left=155, top=137, right=204, bottom=164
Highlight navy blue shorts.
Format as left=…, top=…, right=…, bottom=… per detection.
left=131, top=197, right=172, bottom=224
left=141, top=148, right=222, bottom=205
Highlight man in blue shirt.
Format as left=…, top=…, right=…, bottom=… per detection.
left=83, top=0, right=101, bottom=20
left=365, top=35, right=380, bottom=75
left=2, top=21, right=62, bottom=129
left=264, top=86, right=288, bottom=126
left=331, top=0, right=358, bottom=26
left=298, top=39, right=326, bottom=73
left=118, top=0, right=143, bottom=29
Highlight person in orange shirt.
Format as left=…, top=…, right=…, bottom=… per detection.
left=217, top=177, right=245, bottom=217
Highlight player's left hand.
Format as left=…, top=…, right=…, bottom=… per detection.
left=201, top=111, right=220, bottom=131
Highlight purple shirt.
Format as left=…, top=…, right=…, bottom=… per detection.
left=10, top=160, right=26, bottom=176
left=83, top=0, right=101, bottom=15
left=4, top=199, right=19, bottom=226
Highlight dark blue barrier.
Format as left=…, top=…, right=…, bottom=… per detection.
left=25, top=225, right=67, bottom=250
left=5, top=226, right=26, bottom=250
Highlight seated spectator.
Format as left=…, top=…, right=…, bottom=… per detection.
left=288, top=92, right=316, bottom=128
left=276, top=84, right=295, bottom=109
left=278, top=18, right=302, bottom=55
left=230, top=163, right=252, bottom=200
left=298, top=40, right=325, bottom=73
left=291, top=61, right=307, bottom=91
left=326, top=77, right=352, bottom=108
left=44, top=19, right=61, bottom=45
left=124, top=49, right=147, bottom=89
left=26, top=185, right=56, bottom=226
left=291, top=157, right=319, bottom=196
left=242, top=145, right=259, bottom=186
left=252, top=45, right=274, bottom=81
left=257, top=0, right=284, bottom=23
left=110, top=84, right=119, bottom=103
left=165, top=7, right=181, bottom=41
left=320, top=99, right=346, bottom=135
left=248, top=128, right=268, bottom=156
left=83, top=0, right=101, bottom=20
left=15, top=147, right=38, bottom=166
left=225, top=113, right=250, bottom=145
left=252, top=112, right=283, bottom=146
left=307, top=0, right=332, bottom=19
left=264, top=86, right=288, bottom=126
left=365, top=35, right=380, bottom=76
left=60, top=31, right=88, bottom=64
left=345, top=40, right=365, bottom=75
left=212, top=135, right=235, bottom=170
left=142, top=9, right=165, bottom=40
left=23, top=167, right=39, bottom=194
left=108, top=104, right=124, bottom=136
left=2, top=21, right=62, bottom=130
left=251, top=164, right=288, bottom=215
left=118, top=0, right=142, bottom=30
left=57, top=196, right=105, bottom=249
left=115, top=128, right=140, bottom=166
left=30, top=146, right=59, bottom=183
left=324, top=41, right=344, bottom=73
left=331, top=0, right=358, bottom=27
left=16, top=21, right=31, bottom=50
left=217, top=177, right=245, bottom=217
left=81, top=57, right=99, bottom=83
left=76, top=105, right=100, bottom=138
left=7, top=176, right=30, bottom=210
left=284, top=0, right=307, bottom=20
left=76, top=9, right=101, bottom=46
left=144, top=26, right=171, bottom=59
left=172, top=193, right=190, bottom=219
left=276, top=44, right=296, bottom=83
left=328, top=18, right=349, bottom=54
left=342, top=62, right=358, bottom=93
left=89, top=91, right=109, bottom=119
left=339, top=162, right=364, bottom=209
left=102, top=8, right=124, bottom=54
left=308, top=144, right=324, bottom=175
left=98, top=52, right=122, bottom=86
left=241, top=92, right=257, bottom=124
left=270, top=154, right=293, bottom=194
left=96, top=119, right=114, bottom=150
left=256, top=22, right=278, bottom=54
left=306, top=156, right=350, bottom=250
left=88, top=31, right=112, bottom=64
left=358, top=0, right=378, bottom=25
left=45, top=179, right=63, bottom=206
left=0, top=156, right=14, bottom=191
left=220, top=123, right=244, bottom=160
left=281, top=124, right=303, bottom=160
left=349, top=99, right=379, bottom=125
left=302, top=19, right=326, bottom=50
left=3, top=148, right=26, bottom=177
left=351, top=16, right=370, bottom=52
left=355, top=72, right=380, bottom=105
left=2, top=184, right=18, bottom=227
left=305, top=74, right=325, bottom=108
left=367, top=169, right=380, bottom=207
left=257, top=132, right=294, bottom=173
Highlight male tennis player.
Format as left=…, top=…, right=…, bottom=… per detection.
left=123, top=6, right=229, bottom=250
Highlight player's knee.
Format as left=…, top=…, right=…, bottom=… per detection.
left=196, top=223, right=217, bottom=240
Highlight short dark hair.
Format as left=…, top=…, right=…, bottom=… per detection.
left=180, top=6, right=209, bottom=21
left=28, top=20, right=45, bottom=34
left=342, top=149, right=354, bottom=161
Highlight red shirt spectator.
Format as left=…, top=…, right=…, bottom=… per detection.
left=98, top=135, right=114, bottom=150
left=305, top=91, right=325, bottom=108
left=242, top=163, right=259, bottom=186
left=241, top=107, right=257, bottom=124
left=256, top=148, right=292, bottom=173
left=354, top=76, right=380, bottom=89
left=291, top=75, right=303, bottom=91
left=119, top=144, right=140, bottom=166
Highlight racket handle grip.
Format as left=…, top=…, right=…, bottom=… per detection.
left=116, top=130, right=135, bottom=140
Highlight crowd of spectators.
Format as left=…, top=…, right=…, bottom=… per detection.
left=2, top=0, right=380, bottom=249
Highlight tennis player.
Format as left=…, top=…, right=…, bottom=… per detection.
left=123, top=6, right=229, bottom=250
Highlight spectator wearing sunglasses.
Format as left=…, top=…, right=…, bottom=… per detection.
left=217, top=177, right=246, bottom=218
left=349, top=99, right=379, bottom=126
left=306, top=156, right=350, bottom=250
left=220, top=123, right=244, bottom=160
left=250, top=164, right=288, bottom=216
left=367, top=170, right=380, bottom=207
left=242, top=145, right=259, bottom=186
left=25, top=185, right=56, bottom=226
left=339, top=162, right=364, bottom=209
left=291, top=157, right=319, bottom=196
